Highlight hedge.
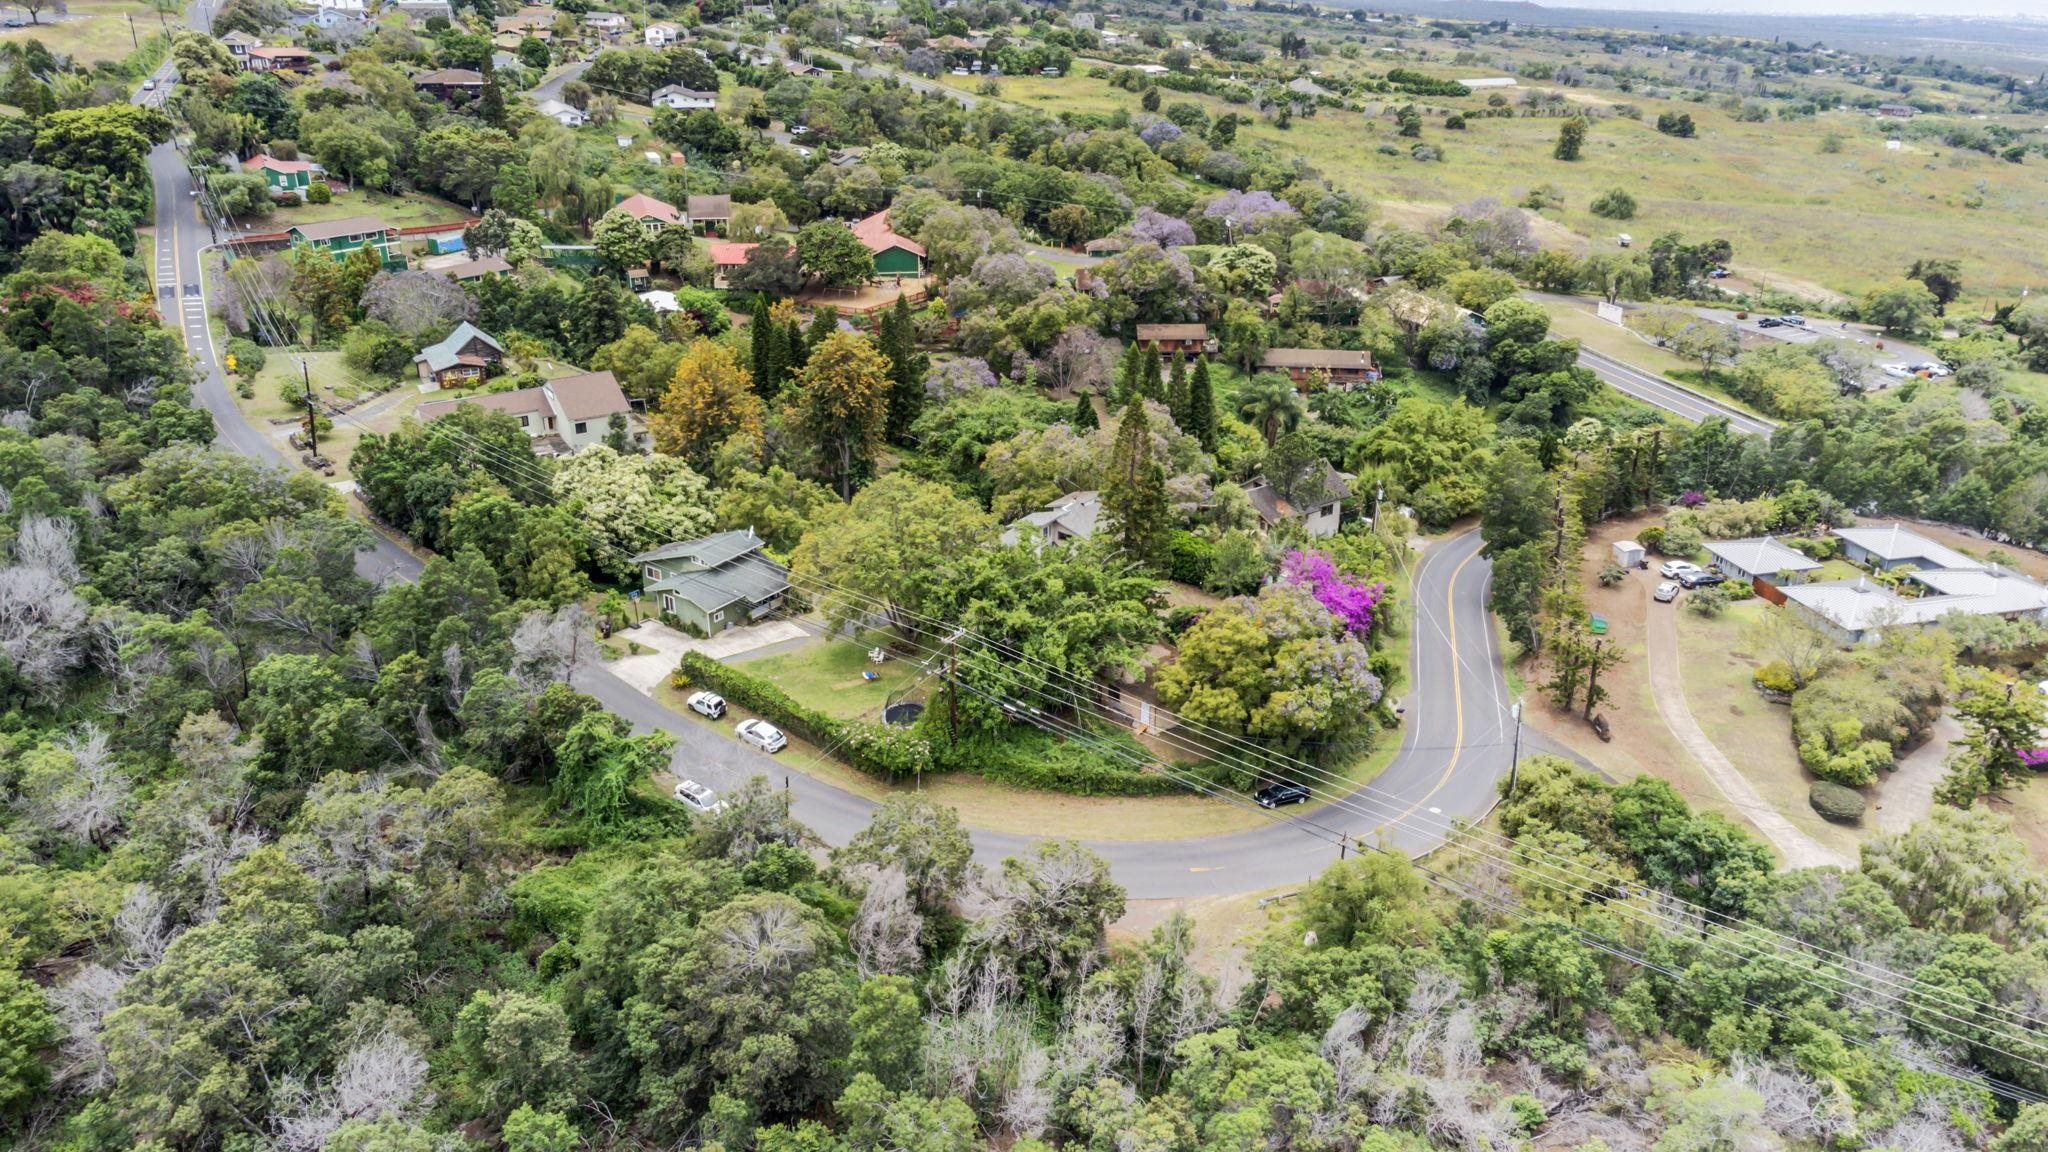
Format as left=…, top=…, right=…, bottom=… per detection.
left=674, top=651, right=933, bottom=781
left=1809, top=781, right=1867, bottom=824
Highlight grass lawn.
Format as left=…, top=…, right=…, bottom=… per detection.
left=242, top=348, right=407, bottom=483
left=0, top=0, right=155, bottom=64
left=265, top=189, right=473, bottom=231
left=732, top=638, right=925, bottom=722
left=1674, top=600, right=1867, bottom=860
left=1809, top=559, right=1863, bottom=583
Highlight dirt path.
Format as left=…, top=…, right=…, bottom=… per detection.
left=1875, top=711, right=1962, bottom=835
left=1644, top=603, right=1850, bottom=870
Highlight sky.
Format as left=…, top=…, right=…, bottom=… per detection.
left=1539, top=0, right=2045, bottom=13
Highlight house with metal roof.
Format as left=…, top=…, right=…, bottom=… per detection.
left=1702, top=536, right=1822, bottom=583
left=849, top=210, right=925, bottom=279
left=614, top=192, right=685, bottom=233
left=1260, top=347, right=1378, bottom=389
left=413, top=322, right=505, bottom=389
left=1777, top=524, right=2048, bottom=644
left=631, top=529, right=791, bottom=634
left=1833, top=524, right=1983, bottom=572
left=244, top=154, right=324, bottom=193
left=999, top=491, right=1101, bottom=550
left=288, top=216, right=403, bottom=268
left=687, top=194, right=734, bottom=234
left=1135, top=323, right=1211, bottom=355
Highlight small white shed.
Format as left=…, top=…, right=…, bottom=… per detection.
left=1613, top=540, right=1646, bottom=569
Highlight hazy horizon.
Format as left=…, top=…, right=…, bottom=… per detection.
left=1525, top=0, right=2045, bottom=15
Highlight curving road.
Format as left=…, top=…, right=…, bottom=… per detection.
left=144, top=27, right=1518, bottom=898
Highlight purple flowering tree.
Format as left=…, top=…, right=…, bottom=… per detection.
left=1139, top=121, right=1184, bottom=149
left=1281, top=549, right=1387, bottom=635
left=1128, top=206, right=1196, bottom=248
left=1203, top=189, right=1297, bottom=234
left=925, top=357, right=999, bottom=400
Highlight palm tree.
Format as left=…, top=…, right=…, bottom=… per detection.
left=1237, top=372, right=1306, bottom=447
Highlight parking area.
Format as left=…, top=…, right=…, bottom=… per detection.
left=603, top=617, right=809, bottom=694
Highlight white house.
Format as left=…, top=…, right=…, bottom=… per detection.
left=644, top=21, right=682, bottom=46
left=651, top=84, right=716, bottom=110
left=536, top=98, right=586, bottom=126
left=416, top=370, right=647, bottom=457
left=581, top=10, right=628, bottom=35
left=1702, top=536, right=1823, bottom=584
left=1778, top=524, right=2048, bottom=645
left=1244, top=464, right=1351, bottom=539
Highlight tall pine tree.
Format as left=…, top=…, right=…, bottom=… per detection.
left=880, top=295, right=926, bottom=443
left=1188, top=357, right=1217, bottom=451
left=1114, top=341, right=1144, bottom=404
left=1167, top=352, right=1189, bottom=426
left=1103, top=396, right=1169, bottom=569
left=749, top=294, right=785, bottom=399
left=1073, top=391, right=1099, bottom=431
left=1140, top=344, right=1163, bottom=401
left=785, top=316, right=811, bottom=373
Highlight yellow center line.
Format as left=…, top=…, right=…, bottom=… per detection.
left=1374, top=539, right=1480, bottom=840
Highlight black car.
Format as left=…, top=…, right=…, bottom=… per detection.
left=1255, top=781, right=1311, bottom=809
left=1679, top=569, right=1726, bottom=589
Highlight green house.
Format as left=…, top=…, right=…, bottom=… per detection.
left=632, top=529, right=790, bottom=635
left=287, top=215, right=405, bottom=269
left=243, top=154, right=321, bottom=192
left=851, top=210, right=926, bottom=279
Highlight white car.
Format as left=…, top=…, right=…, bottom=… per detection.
left=1881, top=362, right=1914, bottom=379
left=1654, top=581, right=1681, bottom=603
left=1658, top=560, right=1702, bottom=579
left=686, top=690, right=726, bottom=719
left=736, top=718, right=787, bottom=753
left=673, top=779, right=723, bottom=813
left=1912, top=362, right=1951, bottom=378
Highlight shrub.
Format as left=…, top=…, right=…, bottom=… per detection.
left=1637, top=525, right=1667, bottom=553
left=1167, top=530, right=1215, bottom=586
left=1808, top=780, right=1867, bottom=824
left=306, top=181, right=331, bottom=204
left=1753, top=661, right=1797, bottom=695
left=1590, top=188, right=1637, bottom=220
left=1165, top=604, right=1208, bottom=637
left=1659, top=525, right=1703, bottom=558
left=1723, top=580, right=1754, bottom=601
left=1685, top=585, right=1729, bottom=617
left=1444, top=113, right=1466, bottom=130
left=1597, top=563, right=1627, bottom=588
left=226, top=337, right=266, bottom=376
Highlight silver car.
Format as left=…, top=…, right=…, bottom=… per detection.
left=736, top=718, right=787, bottom=753
left=673, top=779, right=723, bottom=813
left=1654, top=581, right=1680, bottom=603
left=1658, top=560, right=1701, bottom=579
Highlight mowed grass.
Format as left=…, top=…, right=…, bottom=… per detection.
left=0, top=0, right=156, bottom=64
left=266, top=189, right=474, bottom=231
left=732, top=637, right=926, bottom=722
left=1009, top=68, right=2048, bottom=305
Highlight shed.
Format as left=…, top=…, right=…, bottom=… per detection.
left=1612, top=540, right=1645, bottom=570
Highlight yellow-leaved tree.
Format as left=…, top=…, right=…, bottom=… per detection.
left=791, top=330, right=890, bottom=499
left=648, top=338, right=765, bottom=468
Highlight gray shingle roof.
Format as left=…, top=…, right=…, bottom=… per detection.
left=413, top=322, right=504, bottom=373
left=1703, top=536, right=1819, bottom=575
left=631, top=529, right=764, bottom=568
left=645, top=551, right=789, bottom=614
left=1834, top=524, right=1983, bottom=571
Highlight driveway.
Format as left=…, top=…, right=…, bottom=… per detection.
left=604, top=618, right=807, bottom=693
left=1875, top=710, right=1961, bottom=835
left=1644, top=600, right=1849, bottom=870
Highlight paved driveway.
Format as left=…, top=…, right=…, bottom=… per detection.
left=605, top=618, right=808, bottom=693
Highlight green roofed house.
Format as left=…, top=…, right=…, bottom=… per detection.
left=850, top=209, right=926, bottom=279
left=288, top=215, right=404, bottom=268
left=633, top=528, right=791, bottom=635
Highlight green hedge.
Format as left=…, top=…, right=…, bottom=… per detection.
left=674, top=651, right=933, bottom=780
left=1809, top=781, right=1867, bottom=824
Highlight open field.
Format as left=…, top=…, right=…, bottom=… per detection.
left=986, top=66, right=2048, bottom=308
left=0, top=0, right=157, bottom=64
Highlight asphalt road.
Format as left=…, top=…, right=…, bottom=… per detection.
left=1579, top=346, right=1778, bottom=438
left=145, top=27, right=1518, bottom=897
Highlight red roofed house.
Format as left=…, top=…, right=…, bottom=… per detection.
left=850, top=210, right=925, bottom=279
left=244, top=154, right=323, bottom=193
left=706, top=241, right=757, bottom=289
left=614, top=193, right=684, bottom=235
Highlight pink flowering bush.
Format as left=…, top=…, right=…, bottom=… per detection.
left=1281, top=549, right=1387, bottom=634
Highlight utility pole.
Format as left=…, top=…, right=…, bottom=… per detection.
left=127, top=13, right=139, bottom=48
left=1507, top=700, right=1523, bottom=799
left=300, top=359, right=318, bottom=457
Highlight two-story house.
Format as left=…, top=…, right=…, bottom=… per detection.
left=416, top=369, right=647, bottom=457
left=1243, top=463, right=1351, bottom=539
left=288, top=216, right=403, bottom=268
left=413, top=322, right=505, bottom=389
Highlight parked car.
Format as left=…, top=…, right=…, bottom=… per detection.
left=1778, top=315, right=1807, bottom=327
left=1756, top=317, right=1785, bottom=329
left=1679, top=569, right=1726, bottom=589
left=686, top=690, right=726, bottom=719
left=142, top=79, right=157, bottom=91
left=1912, top=361, right=1951, bottom=378
left=1659, top=560, right=1702, bottom=579
left=1709, top=267, right=1730, bottom=278
left=736, top=718, right=787, bottom=753
left=1255, top=780, right=1311, bottom=809
left=1881, top=362, right=1914, bottom=379
left=1654, top=581, right=1681, bottom=603
left=672, top=779, right=723, bottom=813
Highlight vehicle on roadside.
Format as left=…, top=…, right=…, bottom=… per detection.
left=1659, top=560, right=1702, bottom=579
left=673, top=779, right=723, bottom=813
left=1654, top=581, right=1681, bottom=603
left=1777, top=315, right=1807, bottom=327
left=1709, top=267, right=1730, bottom=278
left=1679, top=569, right=1726, bottom=589
left=1881, top=362, right=1914, bottom=379
left=1756, top=317, right=1785, bottom=329
left=686, top=690, right=726, bottom=719
left=736, top=718, right=787, bottom=753
left=1912, top=361, right=1951, bottom=378
left=142, top=79, right=157, bottom=91
left=1255, top=780, right=1310, bottom=809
